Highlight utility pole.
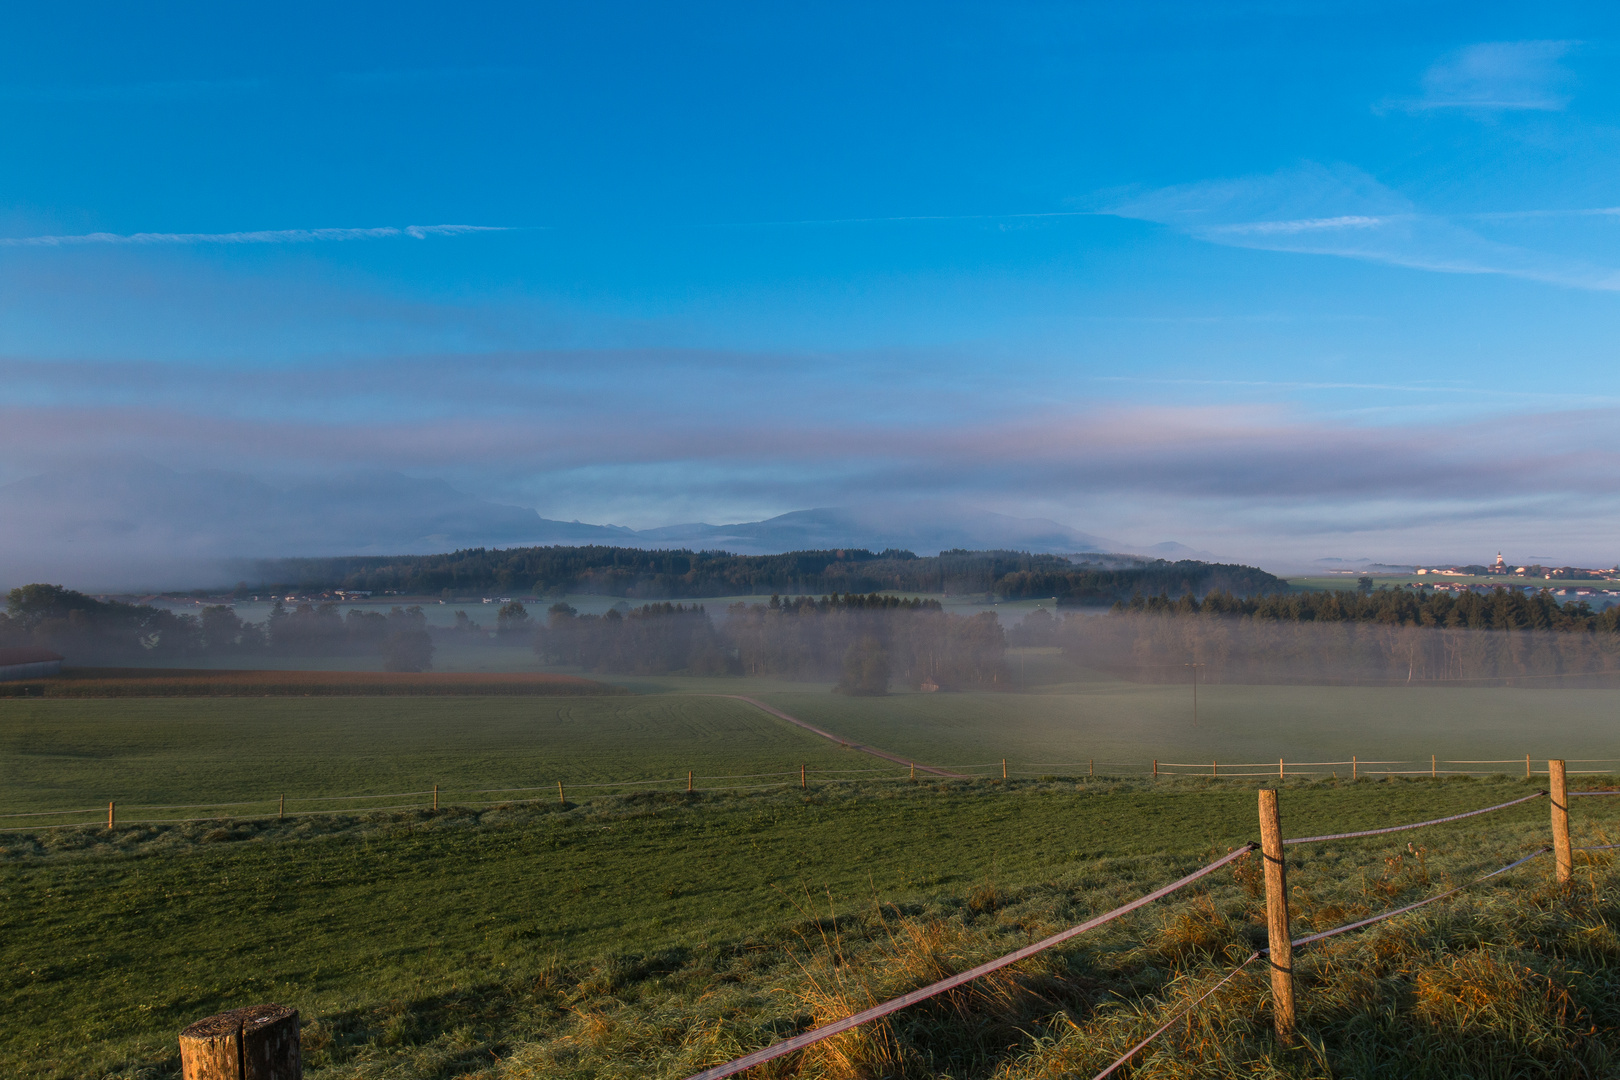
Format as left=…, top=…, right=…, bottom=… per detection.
left=1184, top=661, right=1206, bottom=726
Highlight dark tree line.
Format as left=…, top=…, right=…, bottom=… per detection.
left=533, top=593, right=1007, bottom=691
left=239, top=546, right=1282, bottom=604
left=1117, top=587, right=1620, bottom=632
left=1, top=586, right=436, bottom=671
left=1, top=585, right=217, bottom=665
left=1059, top=587, right=1620, bottom=684
left=998, top=561, right=1284, bottom=604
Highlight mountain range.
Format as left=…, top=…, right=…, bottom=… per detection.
left=0, top=463, right=1217, bottom=589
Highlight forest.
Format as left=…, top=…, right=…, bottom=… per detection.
left=537, top=593, right=1007, bottom=691
left=236, top=546, right=1284, bottom=604
left=2, top=585, right=1004, bottom=690
left=1, top=585, right=437, bottom=671
left=1057, top=587, right=1620, bottom=684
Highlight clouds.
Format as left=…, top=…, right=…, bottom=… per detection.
left=1411, top=40, right=1575, bottom=112
left=0, top=224, right=509, bottom=247
left=4, top=352, right=1619, bottom=538
left=1109, top=162, right=1620, bottom=291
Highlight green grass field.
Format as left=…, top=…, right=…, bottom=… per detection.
left=5, top=774, right=1614, bottom=1079
left=7, top=668, right=1620, bottom=1077
left=7, top=660, right=1620, bottom=819
left=0, top=695, right=861, bottom=822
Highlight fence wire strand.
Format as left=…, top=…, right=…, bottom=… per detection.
left=1283, top=791, right=1545, bottom=844
left=683, top=844, right=1258, bottom=1080
left=1085, top=845, right=1551, bottom=1080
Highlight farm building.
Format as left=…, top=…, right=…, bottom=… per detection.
left=0, top=646, right=63, bottom=681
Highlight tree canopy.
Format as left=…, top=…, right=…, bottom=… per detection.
left=239, top=546, right=1284, bottom=605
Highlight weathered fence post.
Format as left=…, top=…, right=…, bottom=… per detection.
left=1152, top=759, right=1158, bottom=780
left=909, top=761, right=916, bottom=782
left=688, top=770, right=694, bottom=793
left=107, top=801, right=114, bottom=829
left=1257, top=789, right=1296, bottom=1042
left=1352, top=756, right=1357, bottom=781
left=1212, top=759, right=1218, bottom=778
left=1431, top=755, right=1437, bottom=779
left=1526, top=753, right=1532, bottom=779
left=1550, top=759, right=1572, bottom=885
left=801, top=764, right=807, bottom=789
left=1089, top=759, right=1094, bottom=777
left=432, top=784, right=438, bottom=812
left=1002, top=758, right=1007, bottom=780
left=1278, top=758, right=1284, bottom=781
left=179, top=1003, right=300, bottom=1079
left=278, top=794, right=284, bottom=821
left=557, top=780, right=564, bottom=807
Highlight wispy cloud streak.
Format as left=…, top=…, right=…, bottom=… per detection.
left=1109, top=163, right=1620, bottom=291
left=1406, top=41, right=1576, bottom=112
left=0, top=224, right=510, bottom=247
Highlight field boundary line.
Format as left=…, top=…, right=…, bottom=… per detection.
left=684, top=845, right=1255, bottom=1080
left=0, top=807, right=102, bottom=819
left=714, top=694, right=968, bottom=779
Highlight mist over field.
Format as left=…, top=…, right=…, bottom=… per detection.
left=13, top=9, right=1620, bottom=1080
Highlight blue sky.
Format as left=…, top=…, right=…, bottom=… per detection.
left=4, top=2, right=1620, bottom=566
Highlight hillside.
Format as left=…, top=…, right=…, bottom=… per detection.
left=236, top=547, right=1285, bottom=603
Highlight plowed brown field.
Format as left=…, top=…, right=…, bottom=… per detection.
left=0, top=667, right=620, bottom=697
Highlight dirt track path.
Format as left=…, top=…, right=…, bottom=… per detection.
left=718, top=694, right=969, bottom=779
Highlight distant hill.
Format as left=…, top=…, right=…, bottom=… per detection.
left=241, top=546, right=1285, bottom=603
left=0, top=462, right=1219, bottom=590
left=634, top=502, right=1122, bottom=556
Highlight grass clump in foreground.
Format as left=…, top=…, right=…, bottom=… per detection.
left=6, top=775, right=1620, bottom=1078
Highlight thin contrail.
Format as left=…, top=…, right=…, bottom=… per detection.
left=0, top=224, right=511, bottom=247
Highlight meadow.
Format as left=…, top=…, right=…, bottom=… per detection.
left=0, top=694, right=853, bottom=822
left=7, top=664, right=1620, bottom=1078
left=5, top=774, right=1614, bottom=1079
left=8, top=655, right=1620, bottom=819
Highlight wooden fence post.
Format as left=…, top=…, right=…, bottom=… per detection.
left=1550, top=759, right=1572, bottom=885
left=1526, top=753, right=1531, bottom=779
left=107, top=801, right=114, bottom=830
left=1352, top=756, right=1357, bottom=781
left=1089, top=759, right=1094, bottom=777
left=1002, top=758, right=1007, bottom=780
left=909, top=761, right=916, bottom=782
left=1152, top=759, right=1158, bottom=780
left=1212, top=760, right=1218, bottom=778
left=278, top=794, right=284, bottom=821
left=180, top=1003, right=300, bottom=1079
left=801, top=764, right=807, bottom=789
left=557, top=780, right=564, bottom=807
left=688, top=770, right=694, bottom=793
left=1278, top=758, right=1284, bottom=781
left=1258, top=789, right=1296, bottom=1043
left=1431, top=755, right=1437, bottom=779
left=432, top=784, right=438, bottom=812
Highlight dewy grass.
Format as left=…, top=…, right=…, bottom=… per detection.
left=6, top=774, right=1620, bottom=1078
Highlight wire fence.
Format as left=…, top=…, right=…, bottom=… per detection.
left=2, top=755, right=1616, bottom=834
left=683, top=763, right=1596, bottom=1080
left=3, top=746, right=1607, bottom=1073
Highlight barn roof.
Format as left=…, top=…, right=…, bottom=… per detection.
left=0, top=646, right=64, bottom=665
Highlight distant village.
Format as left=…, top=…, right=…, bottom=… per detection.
left=1405, top=553, right=1620, bottom=602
